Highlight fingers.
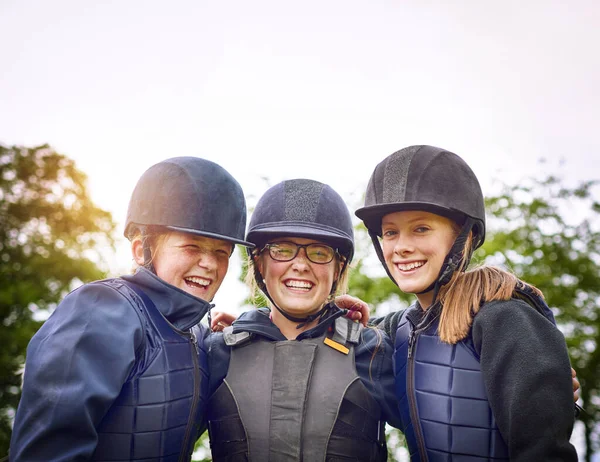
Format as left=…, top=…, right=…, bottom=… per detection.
left=572, top=367, right=581, bottom=402
left=211, top=311, right=237, bottom=331
left=334, top=295, right=370, bottom=327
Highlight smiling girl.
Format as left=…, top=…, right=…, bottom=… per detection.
left=10, top=157, right=252, bottom=461
left=356, top=145, right=577, bottom=461
left=205, top=178, right=400, bottom=461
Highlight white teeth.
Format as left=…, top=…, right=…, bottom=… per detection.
left=397, top=261, right=424, bottom=271
left=285, top=280, right=313, bottom=290
left=186, top=276, right=209, bottom=287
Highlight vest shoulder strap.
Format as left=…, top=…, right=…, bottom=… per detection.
left=223, top=326, right=253, bottom=346
left=331, top=316, right=362, bottom=346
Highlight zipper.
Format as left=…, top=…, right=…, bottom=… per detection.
left=406, top=326, right=428, bottom=461
left=179, top=329, right=201, bottom=462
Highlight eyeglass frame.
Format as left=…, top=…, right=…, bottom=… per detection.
left=258, top=241, right=340, bottom=265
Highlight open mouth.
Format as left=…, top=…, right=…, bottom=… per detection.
left=284, top=279, right=314, bottom=292
left=396, top=261, right=425, bottom=272
left=185, top=276, right=210, bottom=289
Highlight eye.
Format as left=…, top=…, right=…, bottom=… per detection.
left=414, top=226, right=430, bottom=233
left=382, top=229, right=397, bottom=238
left=273, top=246, right=293, bottom=257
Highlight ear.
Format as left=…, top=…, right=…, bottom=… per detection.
left=131, top=238, right=145, bottom=266
left=254, top=252, right=265, bottom=276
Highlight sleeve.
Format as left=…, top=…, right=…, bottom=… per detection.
left=355, top=328, right=402, bottom=430
left=472, top=299, right=578, bottom=461
left=10, top=283, right=144, bottom=462
left=368, top=309, right=406, bottom=344
left=206, top=331, right=231, bottom=398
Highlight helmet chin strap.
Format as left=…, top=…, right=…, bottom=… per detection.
left=416, top=218, right=475, bottom=304
left=252, top=253, right=349, bottom=330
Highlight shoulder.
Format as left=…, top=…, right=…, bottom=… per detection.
left=472, top=298, right=568, bottom=358
left=474, top=298, right=555, bottom=331
left=356, top=325, right=393, bottom=360
left=32, top=279, right=145, bottom=349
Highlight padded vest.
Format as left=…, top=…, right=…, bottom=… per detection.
left=207, top=318, right=386, bottom=462
left=394, top=286, right=556, bottom=461
left=91, top=279, right=209, bottom=462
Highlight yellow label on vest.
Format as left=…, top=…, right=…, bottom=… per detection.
left=324, top=337, right=349, bottom=355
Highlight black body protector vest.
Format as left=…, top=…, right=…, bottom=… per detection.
left=207, top=318, right=387, bottom=461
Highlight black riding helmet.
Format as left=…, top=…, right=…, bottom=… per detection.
left=125, top=157, right=253, bottom=269
left=246, top=179, right=354, bottom=325
left=355, top=145, right=486, bottom=300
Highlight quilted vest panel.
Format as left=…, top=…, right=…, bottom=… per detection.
left=208, top=318, right=386, bottom=461
left=91, top=279, right=208, bottom=462
left=394, top=311, right=509, bottom=462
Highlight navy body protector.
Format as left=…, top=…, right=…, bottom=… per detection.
left=91, top=278, right=208, bottom=462
left=394, top=284, right=556, bottom=462
left=207, top=317, right=387, bottom=462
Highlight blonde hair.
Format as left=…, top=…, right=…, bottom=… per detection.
left=127, top=226, right=169, bottom=273
left=436, top=232, right=543, bottom=344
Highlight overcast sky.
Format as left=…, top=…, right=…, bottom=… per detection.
left=2, top=0, right=599, bottom=304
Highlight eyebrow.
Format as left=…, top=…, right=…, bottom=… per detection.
left=382, top=215, right=436, bottom=226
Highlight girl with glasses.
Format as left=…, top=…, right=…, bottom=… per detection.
left=205, top=178, right=401, bottom=461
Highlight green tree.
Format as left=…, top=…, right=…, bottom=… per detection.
left=0, top=144, right=115, bottom=455
left=348, top=174, right=600, bottom=461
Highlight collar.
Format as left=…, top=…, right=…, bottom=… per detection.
left=121, top=267, right=213, bottom=331
left=232, top=305, right=342, bottom=341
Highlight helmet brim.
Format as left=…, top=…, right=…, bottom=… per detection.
left=246, top=222, right=354, bottom=258
left=166, top=225, right=255, bottom=248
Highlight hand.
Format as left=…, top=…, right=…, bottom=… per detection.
left=334, top=294, right=370, bottom=327
left=211, top=311, right=237, bottom=332
left=572, top=367, right=581, bottom=402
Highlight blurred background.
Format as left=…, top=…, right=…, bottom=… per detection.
left=1, top=0, right=599, bottom=459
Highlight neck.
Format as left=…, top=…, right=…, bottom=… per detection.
left=416, top=291, right=434, bottom=310
left=270, top=307, right=320, bottom=340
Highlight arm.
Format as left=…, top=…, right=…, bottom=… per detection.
left=10, top=283, right=143, bottom=461
left=354, top=328, right=402, bottom=430
left=472, top=299, right=577, bottom=461
left=367, top=309, right=406, bottom=343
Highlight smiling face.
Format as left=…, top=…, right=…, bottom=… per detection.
left=134, top=231, right=233, bottom=302
left=257, top=237, right=340, bottom=318
left=381, top=210, right=458, bottom=307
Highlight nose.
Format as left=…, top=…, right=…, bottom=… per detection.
left=197, top=250, right=218, bottom=271
left=291, top=247, right=310, bottom=270
left=393, top=235, right=414, bottom=256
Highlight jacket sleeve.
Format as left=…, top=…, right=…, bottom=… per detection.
left=369, top=309, right=406, bottom=344
left=355, top=328, right=402, bottom=430
left=472, top=299, right=578, bottom=461
left=206, top=331, right=231, bottom=397
left=10, top=282, right=144, bottom=462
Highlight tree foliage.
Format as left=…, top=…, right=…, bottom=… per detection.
left=348, top=174, right=600, bottom=460
left=0, top=144, right=115, bottom=454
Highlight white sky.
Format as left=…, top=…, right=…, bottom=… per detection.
left=1, top=0, right=599, bottom=309
left=1, top=1, right=598, bottom=456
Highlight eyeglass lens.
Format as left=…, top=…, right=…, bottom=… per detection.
left=267, top=242, right=335, bottom=264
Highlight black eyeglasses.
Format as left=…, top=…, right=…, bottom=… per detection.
left=261, top=241, right=337, bottom=264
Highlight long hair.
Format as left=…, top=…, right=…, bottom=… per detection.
left=436, top=232, right=544, bottom=344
